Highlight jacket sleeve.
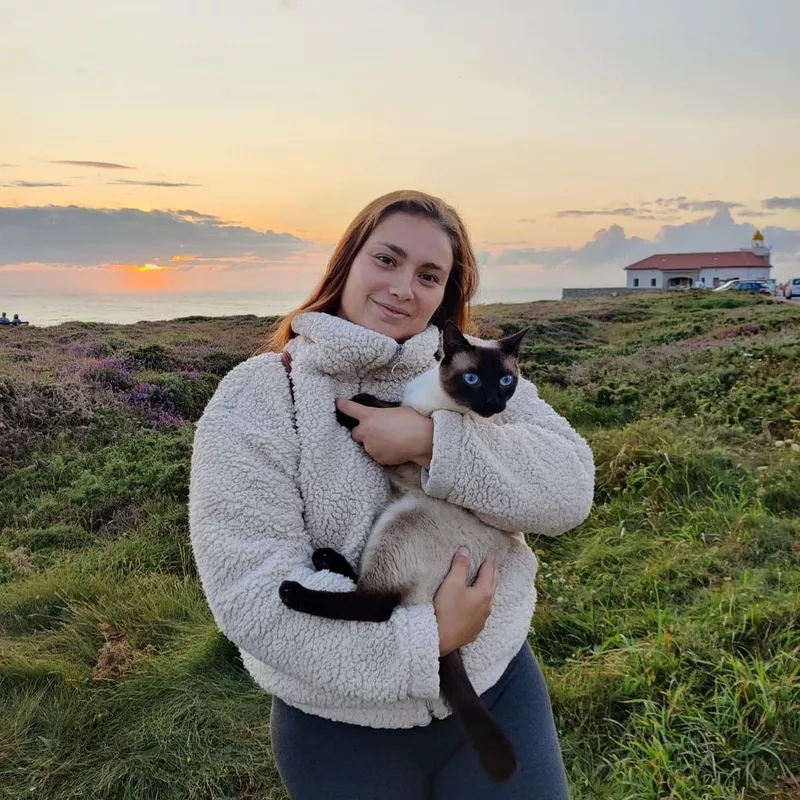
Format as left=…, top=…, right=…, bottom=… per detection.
left=188, top=355, right=441, bottom=704
left=420, top=377, right=595, bottom=536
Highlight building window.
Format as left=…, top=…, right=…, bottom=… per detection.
left=633, top=278, right=639, bottom=287
left=650, top=278, right=657, bottom=287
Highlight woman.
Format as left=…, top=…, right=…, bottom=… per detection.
left=188, top=190, right=594, bottom=799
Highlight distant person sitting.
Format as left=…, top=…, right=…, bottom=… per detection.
left=11, top=313, right=22, bottom=325
left=0, top=312, right=9, bottom=325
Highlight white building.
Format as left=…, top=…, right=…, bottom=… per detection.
left=624, top=231, right=772, bottom=289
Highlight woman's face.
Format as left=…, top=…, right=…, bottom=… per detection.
left=338, top=212, right=453, bottom=341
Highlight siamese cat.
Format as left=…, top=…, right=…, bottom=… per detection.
left=279, top=321, right=529, bottom=783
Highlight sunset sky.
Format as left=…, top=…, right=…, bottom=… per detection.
left=3, top=0, right=800, bottom=296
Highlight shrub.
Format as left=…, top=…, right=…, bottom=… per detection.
left=591, top=422, right=754, bottom=506
left=199, top=351, right=249, bottom=377
left=0, top=429, right=192, bottom=532
left=0, top=382, right=95, bottom=476
left=70, top=341, right=114, bottom=359
left=129, top=343, right=174, bottom=370
left=79, top=357, right=134, bottom=391
left=522, top=344, right=577, bottom=366
left=126, top=383, right=183, bottom=429
left=759, top=465, right=800, bottom=516
left=126, top=373, right=218, bottom=422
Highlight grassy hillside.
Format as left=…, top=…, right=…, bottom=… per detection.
left=1, top=293, right=799, bottom=799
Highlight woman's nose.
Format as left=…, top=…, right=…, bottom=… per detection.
left=388, top=273, right=414, bottom=300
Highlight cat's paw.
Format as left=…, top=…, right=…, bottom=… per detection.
left=335, top=408, right=359, bottom=431
left=279, top=580, right=305, bottom=609
left=336, top=393, right=399, bottom=430
left=351, top=393, right=399, bottom=410
left=350, top=393, right=380, bottom=407
left=312, top=548, right=357, bottom=580
left=311, top=548, right=337, bottom=572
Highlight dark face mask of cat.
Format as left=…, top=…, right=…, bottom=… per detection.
left=439, top=322, right=528, bottom=417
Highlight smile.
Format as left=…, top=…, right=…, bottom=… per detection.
left=372, top=299, right=410, bottom=318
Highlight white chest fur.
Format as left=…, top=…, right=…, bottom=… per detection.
left=402, top=366, right=466, bottom=417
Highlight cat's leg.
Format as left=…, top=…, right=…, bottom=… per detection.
left=279, top=582, right=400, bottom=622
left=350, top=393, right=400, bottom=409
left=312, top=548, right=358, bottom=581
left=335, top=394, right=401, bottom=430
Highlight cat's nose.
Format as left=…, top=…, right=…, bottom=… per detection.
left=476, top=401, right=505, bottom=417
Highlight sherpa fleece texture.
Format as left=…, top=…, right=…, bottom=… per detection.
left=188, top=312, right=595, bottom=728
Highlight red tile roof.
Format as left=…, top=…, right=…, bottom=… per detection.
left=625, top=251, right=769, bottom=271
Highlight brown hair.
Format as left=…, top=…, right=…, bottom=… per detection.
left=264, top=190, right=480, bottom=352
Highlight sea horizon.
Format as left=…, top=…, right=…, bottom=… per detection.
left=1, top=287, right=563, bottom=328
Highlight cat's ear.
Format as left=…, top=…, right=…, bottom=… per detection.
left=498, top=327, right=528, bottom=357
left=441, top=320, right=473, bottom=355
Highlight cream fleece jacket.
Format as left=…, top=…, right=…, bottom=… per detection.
left=188, top=312, right=595, bottom=728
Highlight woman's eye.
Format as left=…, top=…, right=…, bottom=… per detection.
left=420, top=273, right=440, bottom=284
left=499, top=374, right=514, bottom=387
left=375, top=255, right=394, bottom=266
left=463, top=373, right=480, bottom=386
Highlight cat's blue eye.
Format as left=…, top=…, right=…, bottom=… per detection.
left=463, top=373, right=480, bottom=386
left=499, top=374, right=514, bottom=387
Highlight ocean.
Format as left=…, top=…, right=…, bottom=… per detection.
left=1, top=287, right=562, bottom=328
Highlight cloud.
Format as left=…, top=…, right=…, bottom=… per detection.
left=763, top=196, right=800, bottom=211
left=0, top=163, right=16, bottom=168
left=494, top=224, right=652, bottom=268
left=676, top=199, right=743, bottom=212
left=1, top=180, right=70, bottom=188
left=109, top=179, right=202, bottom=187
left=519, top=217, right=537, bottom=224
left=654, top=196, right=688, bottom=206
left=558, top=207, right=641, bottom=218
left=176, top=209, right=226, bottom=223
left=556, top=197, right=743, bottom=221
left=489, top=209, right=800, bottom=275
left=51, top=160, right=135, bottom=170
left=0, top=205, right=311, bottom=267
left=737, top=210, right=776, bottom=219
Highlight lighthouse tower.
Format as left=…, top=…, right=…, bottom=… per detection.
left=750, top=229, right=771, bottom=263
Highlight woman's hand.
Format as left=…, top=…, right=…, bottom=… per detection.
left=434, top=548, right=497, bottom=656
left=335, top=398, right=434, bottom=468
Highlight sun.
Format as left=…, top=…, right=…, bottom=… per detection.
left=115, top=263, right=179, bottom=292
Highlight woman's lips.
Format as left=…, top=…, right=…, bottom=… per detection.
left=372, top=299, right=410, bottom=318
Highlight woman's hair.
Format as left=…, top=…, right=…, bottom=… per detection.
left=265, top=190, right=480, bottom=352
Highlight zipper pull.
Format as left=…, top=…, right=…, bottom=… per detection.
left=390, top=343, right=409, bottom=379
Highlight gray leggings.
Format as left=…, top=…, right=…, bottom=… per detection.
left=270, top=643, right=570, bottom=799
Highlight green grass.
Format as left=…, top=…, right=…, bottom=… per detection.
left=1, top=293, right=799, bottom=799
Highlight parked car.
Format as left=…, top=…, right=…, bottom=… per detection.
left=786, top=278, right=800, bottom=298
left=713, top=279, right=771, bottom=295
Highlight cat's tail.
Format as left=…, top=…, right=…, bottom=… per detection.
left=438, top=649, right=518, bottom=783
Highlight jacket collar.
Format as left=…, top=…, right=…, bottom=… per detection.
left=286, top=312, right=440, bottom=378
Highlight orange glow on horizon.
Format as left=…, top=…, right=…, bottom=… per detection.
left=114, top=263, right=180, bottom=292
